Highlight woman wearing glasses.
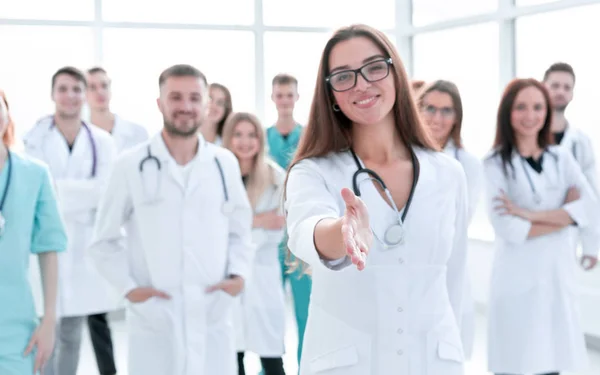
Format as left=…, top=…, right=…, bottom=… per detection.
left=418, top=80, right=483, bottom=360
left=0, top=90, right=67, bottom=375
left=284, top=25, right=469, bottom=374
left=484, top=78, right=597, bottom=375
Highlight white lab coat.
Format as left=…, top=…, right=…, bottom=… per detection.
left=233, top=160, right=287, bottom=357
left=557, top=125, right=600, bottom=257
left=285, top=148, right=469, bottom=375
left=88, top=133, right=255, bottom=375
left=111, top=114, right=149, bottom=153
left=443, top=140, right=483, bottom=360
left=483, top=146, right=599, bottom=374
left=23, top=116, right=119, bottom=318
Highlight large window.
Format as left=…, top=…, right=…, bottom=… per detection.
left=102, top=29, right=255, bottom=135
left=413, top=22, right=500, bottom=241
left=262, top=0, right=395, bottom=29
left=0, top=0, right=94, bottom=20
left=411, top=0, right=497, bottom=26
left=263, top=32, right=330, bottom=127
left=102, top=0, right=254, bottom=25
left=516, top=3, right=600, bottom=151
left=0, top=26, right=95, bottom=138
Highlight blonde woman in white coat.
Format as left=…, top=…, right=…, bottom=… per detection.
left=417, top=80, right=483, bottom=360
left=223, top=112, right=287, bottom=375
left=484, top=78, right=599, bottom=375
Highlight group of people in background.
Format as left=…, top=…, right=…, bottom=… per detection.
left=0, top=22, right=598, bottom=375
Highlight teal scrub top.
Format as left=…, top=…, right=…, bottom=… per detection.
left=266, top=124, right=303, bottom=169
left=0, top=151, right=67, bottom=357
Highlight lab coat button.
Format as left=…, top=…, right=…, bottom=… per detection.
left=397, top=328, right=403, bottom=334
left=397, top=350, right=403, bottom=355
left=397, top=307, right=403, bottom=312
left=398, top=258, right=404, bottom=264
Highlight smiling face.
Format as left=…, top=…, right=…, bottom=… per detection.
left=86, top=71, right=111, bottom=111
left=327, top=36, right=396, bottom=127
left=207, top=86, right=228, bottom=124
left=421, top=90, right=456, bottom=146
left=511, top=85, right=547, bottom=140
left=230, top=119, right=261, bottom=162
left=52, top=73, right=86, bottom=118
left=157, top=75, right=207, bottom=138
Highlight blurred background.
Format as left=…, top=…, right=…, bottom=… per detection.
left=2, top=0, right=599, bottom=373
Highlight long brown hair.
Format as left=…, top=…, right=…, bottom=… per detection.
left=209, top=83, right=233, bottom=137
left=221, top=112, right=275, bottom=208
left=287, top=24, right=437, bottom=175
left=492, top=78, right=553, bottom=175
left=417, top=80, right=464, bottom=148
left=0, top=90, right=15, bottom=147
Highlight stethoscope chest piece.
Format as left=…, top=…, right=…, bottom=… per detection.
left=384, top=223, right=405, bottom=246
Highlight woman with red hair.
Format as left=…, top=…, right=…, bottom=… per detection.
left=0, top=90, right=67, bottom=374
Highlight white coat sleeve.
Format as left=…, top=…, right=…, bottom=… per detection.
left=88, top=156, right=137, bottom=298
left=253, top=183, right=286, bottom=252
left=577, top=133, right=599, bottom=196
left=562, top=151, right=600, bottom=257
left=483, top=157, right=532, bottom=245
left=55, top=137, right=118, bottom=215
left=284, top=159, right=351, bottom=272
left=447, top=166, right=468, bottom=329
left=225, top=158, right=256, bottom=282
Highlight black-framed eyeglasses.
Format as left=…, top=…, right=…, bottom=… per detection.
left=326, top=58, right=393, bottom=92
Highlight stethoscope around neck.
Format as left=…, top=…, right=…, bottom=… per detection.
left=138, top=143, right=234, bottom=214
left=349, top=148, right=420, bottom=248
left=49, top=119, right=98, bottom=178
left=517, top=150, right=559, bottom=205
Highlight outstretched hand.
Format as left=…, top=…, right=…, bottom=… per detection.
left=340, top=188, right=373, bottom=271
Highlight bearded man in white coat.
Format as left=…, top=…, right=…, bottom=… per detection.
left=88, top=64, right=255, bottom=375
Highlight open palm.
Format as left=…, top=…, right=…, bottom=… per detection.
left=340, top=188, right=373, bottom=271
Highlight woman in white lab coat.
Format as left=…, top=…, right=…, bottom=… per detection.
left=284, top=24, right=469, bottom=375
left=201, top=83, right=233, bottom=146
left=483, top=78, right=598, bottom=375
left=222, top=112, right=287, bottom=375
left=417, top=80, right=483, bottom=360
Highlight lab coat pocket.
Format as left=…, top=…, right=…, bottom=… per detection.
left=127, top=298, right=169, bottom=334
left=208, top=290, right=235, bottom=324
left=303, top=304, right=371, bottom=374
left=426, top=314, right=464, bottom=375
left=309, top=346, right=359, bottom=373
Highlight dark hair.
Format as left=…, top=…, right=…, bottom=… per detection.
left=209, top=83, right=233, bottom=137
left=87, top=66, right=107, bottom=75
left=411, top=80, right=425, bottom=92
left=418, top=80, right=464, bottom=148
left=0, top=90, right=15, bottom=147
left=159, top=64, right=208, bottom=88
left=272, top=73, right=298, bottom=87
left=287, top=24, right=437, bottom=173
left=52, top=66, right=87, bottom=90
left=492, top=78, right=553, bottom=175
left=543, top=62, right=576, bottom=83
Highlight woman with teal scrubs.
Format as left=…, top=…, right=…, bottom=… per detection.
left=0, top=90, right=67, bottom=375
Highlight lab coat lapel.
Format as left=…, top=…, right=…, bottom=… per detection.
left=66, top=125, right=94, bottom=179
left=186, top=135, right=213, bottom=196
left=45, top=126, right=72, bottom=178
left=149, top=134, right=185, bottom=192
left=349, top=152, right=395, bottom=245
